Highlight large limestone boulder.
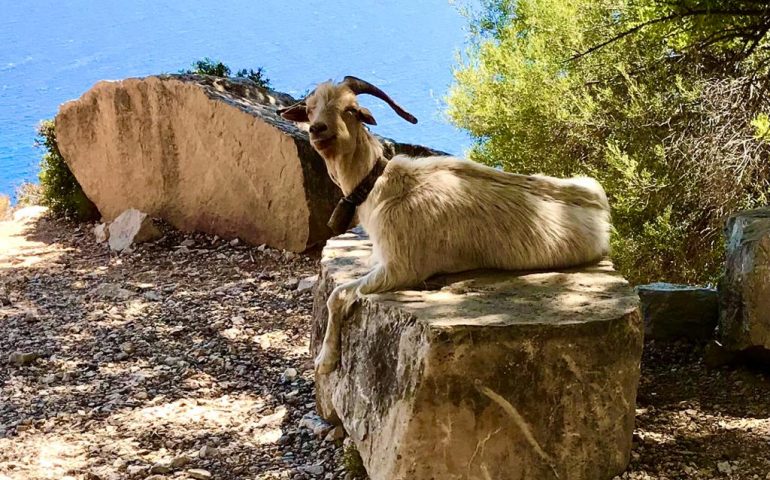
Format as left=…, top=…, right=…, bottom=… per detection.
left=719, top=208, right=770, bottom=354
left=55, top=75, right=441, bottom=252
left=312, top=229, right=643, bottom=480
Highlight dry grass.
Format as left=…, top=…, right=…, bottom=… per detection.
left=0, top=195, right=10, bottom=221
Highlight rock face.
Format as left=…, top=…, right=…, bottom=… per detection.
left=56, top=75, right=444, bottom=252
left=719, top=208, right=770, bottom=354
left=636, top=283, right=718, bottom=341
left=312, top=229, right=643, bottom=480
left=55, top=74, right=340, bottom=252
left=107, top=209, right=161, bottom=252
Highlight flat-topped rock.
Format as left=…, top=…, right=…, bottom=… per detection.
left=312, top=230, right=643, bottom=480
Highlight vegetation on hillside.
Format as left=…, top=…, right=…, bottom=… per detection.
left=181, top=57, right=271, bottom=89
left=449, top=0, right=770, bottom=284
left=36, top=120, right=98, bottom=220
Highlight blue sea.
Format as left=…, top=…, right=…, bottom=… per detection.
left=0, top=0, right=475, bottom=200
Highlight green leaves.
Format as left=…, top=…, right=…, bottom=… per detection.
left=36, top=120, right=98, bottom=221
left=448, top=0, right=770, bottom=285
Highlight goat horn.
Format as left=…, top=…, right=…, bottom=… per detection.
left=341, top=76, right=418, bottom=124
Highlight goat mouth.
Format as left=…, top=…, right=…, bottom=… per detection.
left=312, top=135, right=337, bottom=150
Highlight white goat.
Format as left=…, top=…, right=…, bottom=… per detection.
left=279, top=76, right=610, bottom=373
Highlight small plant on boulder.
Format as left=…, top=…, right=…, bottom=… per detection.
left=36, top=120, right=98, bottom=220
left=182, top=58, right=272, bottom=89
left=182, top=57, right=231, bottom=77
left=235, top=67, right=270, bottom=89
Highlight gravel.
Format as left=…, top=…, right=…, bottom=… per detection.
left=2, top=214, right=769, bottom=479
left=0, top=215, right=356, bottom=480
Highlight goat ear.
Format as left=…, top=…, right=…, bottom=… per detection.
left=356, top=106, right=377, bottom=125
left=278, top=104, right=309, bottom=123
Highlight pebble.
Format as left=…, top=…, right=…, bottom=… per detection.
left=324, top=426, right=345, bottom=442
left=9, top=351, right=39, bottom=366
left=302, top=464, right=324, bottom=476
left=198, top=445, right=218, bottom=459
left=170, top=455, right=192, bottom=468
left=297, top=275, right=318, bottom=293
left=299, top=413, right=333, bottom=438
left=187, top=468, right=212, bottom=480
left=120, top=342, right=136, bottom=354
left=282, top=368, right=298, bottom=382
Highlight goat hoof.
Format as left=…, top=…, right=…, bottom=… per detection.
left=314, top=350, right=339, bottom=374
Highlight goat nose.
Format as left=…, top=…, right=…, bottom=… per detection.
left=309, top=123, right=328, bottom=134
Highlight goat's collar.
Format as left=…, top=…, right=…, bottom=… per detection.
left=327, top=157, right=387, bottom=235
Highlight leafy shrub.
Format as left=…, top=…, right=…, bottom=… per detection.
left=36, top=120, right=98, bottom=220
left=448, top=0, right=770, bottom=285
left=235, top=68, right=270, bottom=89
left=182, top=58, right=271, bottom=88
left=182, top=57, right=231, bottom=77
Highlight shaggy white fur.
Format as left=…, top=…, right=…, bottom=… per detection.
left=280, top=79, right=611, bottom=373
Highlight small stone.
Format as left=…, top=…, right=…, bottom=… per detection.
left=198, top=445, right=218, bottom=459
left=187, top=469, right=212, bottom=480
left=324, top=425, right=345, bottom=442
left=135, top=391, right=148, bottom=400
left=126, top=465, right=146, bottom=475
left=143, top=291, right=162, bottom=302
left=170, top=455, right=191, bottom=468
left=299, top=413, right=333, bottom=438
left=93, top=283, right=134, bottom=300
left=93, top=223, right=109, bottom=243
left=42, top=374, right=56, bottom=384
left=229, top=238, right=240, bottom=247
left=120, top=342, right=136, bottom=354
left=108, top=209, right=161, bottom=252
left=145, top=476, right=167, bottom=480
left=297, top=275, right=318, bottom=293
left=282, top=368, right=298, bottom=382
left=180, top=238, right=196, bottom=247
left=257, top=407, right=286, bottom=428
left=284, top=278, right=300, bottom=290
left=302, top=465, right=324, bottom=476
left=9, top=352, right=39, bottom=366
left=717, top=461, right=732, bottom=474
left=149, top=462, right=172, bottom=474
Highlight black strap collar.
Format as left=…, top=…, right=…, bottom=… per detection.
left=327, top=158, right=387, bottom=235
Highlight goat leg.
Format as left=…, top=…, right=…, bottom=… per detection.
left=315, top=263, right=410, bottom=374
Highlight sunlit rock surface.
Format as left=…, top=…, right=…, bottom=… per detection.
left=720, top=208, right=770, bottom=355
left=55, top=74, right=339, bottom=252
left=312, top=229, right=643, bottom=480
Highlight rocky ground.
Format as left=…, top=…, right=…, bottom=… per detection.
left=1, top=211, right=769, bottom=480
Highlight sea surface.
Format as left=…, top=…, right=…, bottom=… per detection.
left=0, top=0, right=474, bottom=200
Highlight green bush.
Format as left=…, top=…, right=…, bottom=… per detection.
left=36, top=120, right=98, bottom=220
left=182, top=58, right=271, bottom=89
left=235, top=68, right=271, bottom=89
left=448, top=0, right=770, bottom=285
left=182, top=57, right=231, bottom=77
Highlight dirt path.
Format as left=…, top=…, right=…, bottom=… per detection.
left=0, top=211, right=350, bottom=480
left=1, top=211, right=769, bottom=480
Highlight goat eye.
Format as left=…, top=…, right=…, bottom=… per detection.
left=344, top=107, right=357, bottom=115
